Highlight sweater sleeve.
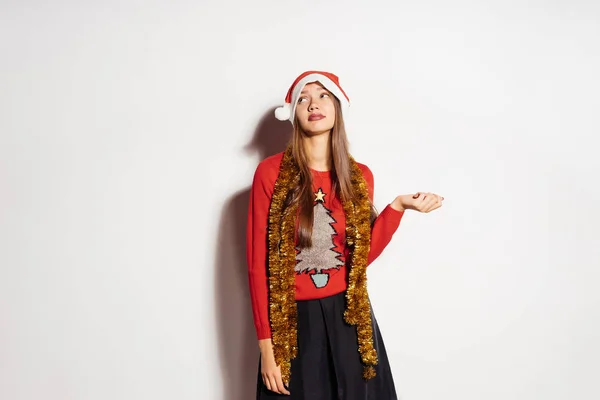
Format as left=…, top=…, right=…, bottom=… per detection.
left=361, top=165, right=405, bottom=265
left=246, top=162, right=275, bottom=340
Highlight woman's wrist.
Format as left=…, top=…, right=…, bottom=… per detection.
left=258, top=338, right=273, bottom=352
left=390, top=196, right=406, bottom=212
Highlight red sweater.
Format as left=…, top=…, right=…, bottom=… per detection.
left=246, top=152, right=405, bottom=340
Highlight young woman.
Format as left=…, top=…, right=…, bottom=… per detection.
left=247, top=71, right=444, bottom=399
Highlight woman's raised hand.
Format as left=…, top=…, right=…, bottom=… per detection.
left=258, top=338, right=291, bottom=395
left=391, top=192, right=444, bottom=213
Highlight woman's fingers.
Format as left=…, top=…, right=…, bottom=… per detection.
left=268, top=375, right=280, bottom=394
left=434, top=194, right=444, bottom=211
left=426, top=202, right=440, bottom=212
left=429, top=193, right=442, bottom=212
left=262, top=373, right=272, bottom=392
left=421, top=192, right=435, bottom=212
left=428, top=194, right=443, bottom=212
left=276, top=374, right=291, bottom=395
left=416, top=192, right=443, bottom=212
left=263, top=372, right=290, bottom=395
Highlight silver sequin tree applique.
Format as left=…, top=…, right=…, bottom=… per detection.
left=295, top=188, right=344, bottom=288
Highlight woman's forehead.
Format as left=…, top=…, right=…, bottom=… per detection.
left=300, top=82, right=328, bottom=94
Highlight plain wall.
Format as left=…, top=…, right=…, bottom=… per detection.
left=1, top=1, right=599, bottom=399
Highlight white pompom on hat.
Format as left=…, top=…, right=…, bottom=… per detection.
left=274, top=70, right=350, bottom=124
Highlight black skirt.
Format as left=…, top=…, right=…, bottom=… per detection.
left=256, top=291, right=398, bottom=400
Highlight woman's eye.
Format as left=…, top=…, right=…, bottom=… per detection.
left=321, top=93, right=330, bottom=98
left=297, top=97, right=307, bottom=103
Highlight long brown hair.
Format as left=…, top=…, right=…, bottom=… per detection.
left=282, top=89, right=379, bottom=248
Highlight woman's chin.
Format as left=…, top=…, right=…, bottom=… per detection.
left=301, top=121, right=334, bottom=136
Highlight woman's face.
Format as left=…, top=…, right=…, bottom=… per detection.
left=295, top=82, right=336, bottom=135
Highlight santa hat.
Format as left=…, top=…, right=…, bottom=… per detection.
left=274, top=70, right=350, bottom=124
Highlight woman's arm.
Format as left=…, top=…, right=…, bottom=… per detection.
left=246, top=162, right=274, bottom=340
left=360, top=164, right=445, bottom=265
left=360, top=165, right=405, bottom=266
left=247, top=159, right=291, bottom=395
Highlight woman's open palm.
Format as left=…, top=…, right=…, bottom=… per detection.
left=399, top=192, right=444, bottom=213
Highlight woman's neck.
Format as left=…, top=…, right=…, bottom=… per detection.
left=303, top=132, right=331, bottom=171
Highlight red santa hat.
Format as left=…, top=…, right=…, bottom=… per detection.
left=274, top=70, right=350, bottom=124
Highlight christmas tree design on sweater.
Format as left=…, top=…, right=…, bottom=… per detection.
left=295, top=188, right=344, bottom=288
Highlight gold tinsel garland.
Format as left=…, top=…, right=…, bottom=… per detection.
left=266, top=145, right=378, bottom=385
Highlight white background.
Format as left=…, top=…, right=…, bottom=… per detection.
left=1, top=1, right=599, bottom=399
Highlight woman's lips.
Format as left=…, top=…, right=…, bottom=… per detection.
left=309, top=114, right=325, bottom=121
